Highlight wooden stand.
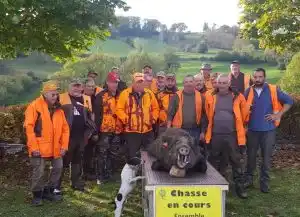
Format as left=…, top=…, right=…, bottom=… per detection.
left=141, top=151, right=229, bottom=217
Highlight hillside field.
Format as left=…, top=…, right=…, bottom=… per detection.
left=1, top=38, right=282, bottom=104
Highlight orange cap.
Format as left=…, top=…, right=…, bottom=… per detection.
left=132, top=72, right=144, bottom=82
left=42, top=81, right=59, bottom=93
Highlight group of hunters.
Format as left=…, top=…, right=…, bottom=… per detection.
left=23, top=60, right=293, bottom=206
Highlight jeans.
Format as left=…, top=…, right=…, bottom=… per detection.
left=30, top=157, right=63, bottom=192
left=246, top=130, right=276, bottom=190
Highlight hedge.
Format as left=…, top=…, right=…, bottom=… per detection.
left=1, top=97, right=300, bottom=145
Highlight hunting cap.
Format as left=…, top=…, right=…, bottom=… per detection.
left=132, top=72, right=144, bottom=82
left=143, top=64, right=152, bottom=69
left=87, top=70, right=98, bottom=76
left=200, top=63, right=212, bottom=70
left=70, top=78, right=83, bottom=85
left=107, top=71, right=120, bottom=82
left=42, top=81, right=59, bottom=93
left=111, top=66, right=119, bottom=71
left=166, top=72, right=176, bottom=79
left=156, top=71, right=166, bottom=78
left=231, top=60, right=240, bottom=65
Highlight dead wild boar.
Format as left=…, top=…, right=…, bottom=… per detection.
left=147, top=128, right=207, bottom=177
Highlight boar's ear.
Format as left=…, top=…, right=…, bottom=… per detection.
left=127, top=157, right=142, bottom=166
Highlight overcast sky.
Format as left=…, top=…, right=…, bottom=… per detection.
left=116, top=0, right=241, bottom=32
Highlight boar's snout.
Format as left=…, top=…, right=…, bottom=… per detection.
left=178, top=145, right=190, bottom=156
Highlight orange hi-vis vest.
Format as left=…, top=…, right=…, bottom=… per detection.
left=205, top=92, right=249, bottom=146
left=99, top=91, right=118, bottom=133
left=95, top=86, right=103, bottom=96
left=229, top=73, right=251, bottom=90
left=172, top=90, right=202, bottom=128
left=24, top=96, right=70, bottom=158
left=116, top=87, right=159, bottom=133
left=157, top=90, right=177, bottom=126
left=60, top=93, right=92, bottom=112
left=246, top=84, right=283, bottom=127
left=150, top=78, right=158, bottom=94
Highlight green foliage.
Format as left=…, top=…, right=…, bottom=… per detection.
left=0, top=0, right=128, bottom=60
left=239, top=0, right=300, bottom=53
left=280, top=52, right=300, bottom=94
left=52, top=54, right=121, bottom=90
left=122, top=51, right=166, bottom=81
left=0, top=74, right=40, bottom=106
left=0, top=105, right=26, bottom=143
left=196, top=42, right=208, bottom=54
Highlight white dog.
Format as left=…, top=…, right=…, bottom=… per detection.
left=113, top=157, right=145, bottom=217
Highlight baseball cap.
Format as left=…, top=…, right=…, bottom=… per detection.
left=231, top=60, right=240, bottom=65
left=70, top=78, right=83, bottom=85
left=42, top=81, right=59, bottom=93
left=107, top=71, right=120, bottom=82
left=156, top=71, right=166, bottom=78
left=143, top=64, right=152, bottom=69
left=166, top=72, right=176, bottom=79
left=132, top=72, right=145, bottom=82
left=200, top=63, right=212, bottom=70
left=87, top=70, right=98, bottom=76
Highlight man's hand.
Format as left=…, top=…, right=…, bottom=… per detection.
left=31, top=151, right=41, bottom=157
left=60, top=149, right=66, bottom=156
left=265, top=112, right=282, bottom=121
left=199, top=133, right=205, bottom=141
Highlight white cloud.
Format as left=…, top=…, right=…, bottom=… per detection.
left=116, top=0, right=241, bottom=32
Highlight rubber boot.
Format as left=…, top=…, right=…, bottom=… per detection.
left=43, top=187, right=62, bottom=201
left=235, top=183, right=248, bottom=199
left=71, top=164, right=85, bottom=192
left=32, top=191, right=43, bottom=206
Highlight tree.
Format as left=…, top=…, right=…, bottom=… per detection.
left=196, top=42, right=208, bottom=54
left=203, top=22, right=210, bottom=32
left=280, top=52, right=300, bottom=94
left=0, top=0, right=129, bottom=60
left=239, top=0, right=300, bottom=53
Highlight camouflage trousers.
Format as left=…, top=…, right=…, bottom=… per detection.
left=95, top=133, right=123, bottom=180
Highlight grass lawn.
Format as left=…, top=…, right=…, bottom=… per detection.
left=0, top=169, right=299, bottom=217
left=1, top=148, right=299, bottom=217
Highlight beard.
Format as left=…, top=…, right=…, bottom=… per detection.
left=254, top=81, right=264, bottom=87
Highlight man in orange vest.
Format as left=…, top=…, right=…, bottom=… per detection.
left=244, top=68, right=293, bottom=193
left=229, top=60, right=253, bottom=93
left=167, top=75, right=207, bottom=144
left=200, top=63, right=214, bottom=90
left=157, top=72, right=178, bottom=133
left=194, top=74, right=207, bottom=95
left=205, top=74, right=249, bottom=199
left=24, top=82, right=69, bottom=205
left=59, top=78, right=96, bottom=192
left=143, top=65, right=158, bottom=94
left=116, top=73, right=159, bottom=161
left=156, top=71, right=166, bottom=92
left=94, top=72, right=121, bottom=184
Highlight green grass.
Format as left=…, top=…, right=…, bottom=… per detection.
left=177, top=49, right=224, bottom=59
left=89, top=38, right=175, bottom=57
left=89, top=39, right=133, bottom=57
left=0, top=169, right=299, bottom=217
left=3, top=56, right=61, bottom=79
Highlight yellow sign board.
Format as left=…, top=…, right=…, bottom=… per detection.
left=155, top=186, right=222, bottom=217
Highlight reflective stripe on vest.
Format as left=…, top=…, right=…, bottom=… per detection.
left=172, top=90, right=202, bottom=128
